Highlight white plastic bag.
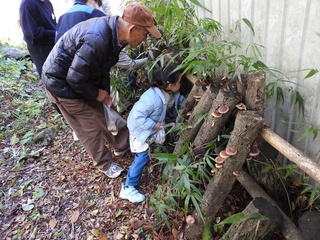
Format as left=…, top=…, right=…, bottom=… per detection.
left=103, top=104, right=127, bottom=136
left=149, top=129, right=166, bottom=144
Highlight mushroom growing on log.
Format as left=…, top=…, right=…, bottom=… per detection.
left=218, top=104, right=229, bottom=114
left=211, top=110, right=222, bottom=118
left=226, top=147, right=237, bottom=156
left=236, top=102, right=247, bottom=110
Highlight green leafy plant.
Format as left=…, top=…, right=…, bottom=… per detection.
left=150, top=146, right=215, bottom=229
left=29, top=209, right=41, bottom=221
left=300, top=178, right=320, bottom=210
left=109, top=68, right=137, bottom=112
left=255, top=154, right=297, bottom=218
left=213, top=212, right=269, bottom=233
left=283, top=122, right=320, bottom=141
left=149, top=185, right=177, bottom=229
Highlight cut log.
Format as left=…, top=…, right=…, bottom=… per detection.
left=174, top=83, right=219, bottom=155
left=298, top=211, right=320, bottom=240
left=239, top=72, right=266, bottom=116
left=184, top=111, right=264, bottom=240
left=261, top=127, right=320, bottom=183
left=236, top=170, right=305, bottom=240
left=221, top=197, right=282, bottom=240
left=178, top=80, right=206, bottom=116
left=185, top=73, right=199, bottom=85
left=192, top=87, right=240, bottom=156
left=246, top=140, right=290, bottom=214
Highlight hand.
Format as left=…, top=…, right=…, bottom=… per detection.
left=96, top=89, right=112, bottom=107
left=153, top=123, right=164, bottom=130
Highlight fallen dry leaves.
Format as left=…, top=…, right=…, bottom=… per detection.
left=0, top=124, right=181, bottom=239
left=0, top=77, right=184, bottom=239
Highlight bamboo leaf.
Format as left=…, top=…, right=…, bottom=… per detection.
left=298, top=126, right=315, bottom=141
left=182, top=173, right=190, bottom=193
left=11, top=161, right=21, bottom=172
left=174, top=165, right=187, bottom=171
left=10, top=133, right=19, bottom=145
left=308, top=190, right=316, bottom=206
left=179, top=141, right=190, bottom=155
left=246, top=212, right=269, bottom=221
left=304, top=69, right=318, bottom=79
left=153, top=153, right=177, bottom=160
left=115, top=210, right=123, bottom=218
left=184, top=195, right=190, bottom=215
left=252, top=60, right=268, bottom=70
left=242, top=18, right=255, bottom=36
left=188, top=0, right=212, bottom=12
left=191, top=195, right=204, bottom=221
left=301, top=185, right=313, bottom=194
left=216, top=212, right=246, bottom=226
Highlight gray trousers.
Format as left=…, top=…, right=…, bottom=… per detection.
left=46, top=90, right=129, bottom=171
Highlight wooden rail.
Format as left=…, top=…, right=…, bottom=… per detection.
left=261, top=127, right=320, bottom=183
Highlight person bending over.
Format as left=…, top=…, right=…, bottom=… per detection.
left=42, top=2, right=161, bottom=178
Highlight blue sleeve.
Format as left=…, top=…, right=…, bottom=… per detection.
left=176, top=93, right=186, bottom=109
left=92, top=9, right=106, bottom=18
left=166, top=92, right=186, bottom=121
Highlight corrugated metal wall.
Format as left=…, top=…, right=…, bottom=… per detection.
left=196, top=0, right=320, bottom=164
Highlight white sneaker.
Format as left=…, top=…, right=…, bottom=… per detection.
left=119, top=184, right=145, bottom=203
left=99, top=163, right=123, bottom=178
left=72, top=131, right=79, bottom=141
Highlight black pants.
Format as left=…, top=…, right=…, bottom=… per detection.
left=27, top=43, right=54, bottom=77
left=27, top=43, right=61, bottom=114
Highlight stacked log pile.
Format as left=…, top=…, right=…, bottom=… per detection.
left=172, top=72, right=318, bottom=239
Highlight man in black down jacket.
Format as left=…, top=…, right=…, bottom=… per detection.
left=42, top=2, right=161, bottom=178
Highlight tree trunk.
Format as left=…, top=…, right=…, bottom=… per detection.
left=221, top=197, right=282, bottom=240
left=184, top=111, right=264, bottom=240
left=236, top=170, right=305, bottom=240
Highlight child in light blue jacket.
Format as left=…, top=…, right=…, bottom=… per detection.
left=119, top=64, right=184, bottom=203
